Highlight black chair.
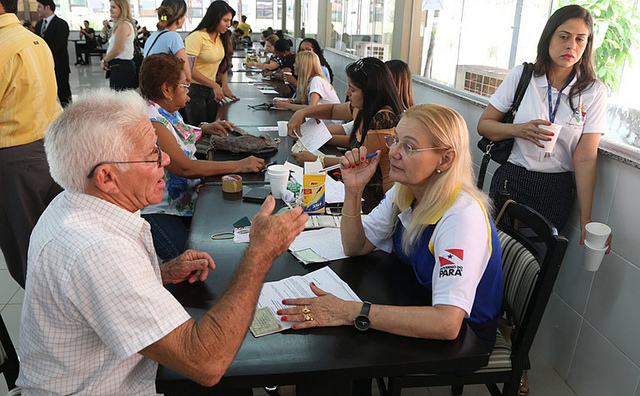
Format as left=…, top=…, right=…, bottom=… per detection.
left=378, top=201, right=568, bottom=396
left=0, top=312, right=19, bottom=392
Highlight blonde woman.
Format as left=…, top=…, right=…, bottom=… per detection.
left=144, top=0, right=191, bottom=82
left=279, top=104, right=503, bottom=353
left=247, top=34, right=280, bottom=71
left=101, top=0, right=137, bottom=90
left=274, top=51, right=339, bottom=112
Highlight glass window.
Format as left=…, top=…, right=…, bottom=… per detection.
left=301, top=0, right=318, bottom=37
left=285, top=0, right=295, bottom=35
left=257, top=0, right=274, bottom=19
left=407, top=0, right=640, bottom=151
left=328, top=0, right=394, bottom=60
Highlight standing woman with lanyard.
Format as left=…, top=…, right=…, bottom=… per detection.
left=144, top=0, right=191, bottom=82
left=183, top=0, right=238, bottom=125
left=101, top=0, right=137, bottom=90
left=478, top=5, right=608, bottom=245
left=478, top=7, right=608, bottom=393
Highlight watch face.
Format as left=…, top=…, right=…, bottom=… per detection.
left=355, top=314, right=370, bottom=331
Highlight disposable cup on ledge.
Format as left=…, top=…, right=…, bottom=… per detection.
left=583, top=240, right=608, bottom=271
left=585, top=222, right=611, bottom=249
left=537, top=123, right=563, bottom=157
left=277, top=121, right=288, bottom=137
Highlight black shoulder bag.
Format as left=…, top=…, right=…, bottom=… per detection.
left=476, top=62, right=534, bottom=189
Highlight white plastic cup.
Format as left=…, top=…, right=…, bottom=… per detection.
left=277, top=121, right=288, bottom=137
left=538, top=123, right=563, bottom=154
left=583, top=240, right=608, bottom=271
left=267, top=165, right=289, bottom=199
left=585, top=222, right=611, bottom=249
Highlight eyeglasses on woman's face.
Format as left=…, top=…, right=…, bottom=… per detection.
left=87, top=142, right=162, bottom=178
left=176, top=82, right=190, bottom=90
left=384, top=134, right=446, bottom=156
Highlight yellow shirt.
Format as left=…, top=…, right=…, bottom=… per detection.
left=185, top=30, right=224, bottom=84
left=237, top=22, right=251, bottom=37
left=0, top=14, right=61, bottom=148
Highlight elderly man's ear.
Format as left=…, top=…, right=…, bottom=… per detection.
left=91, top=166, right=122, bottom=194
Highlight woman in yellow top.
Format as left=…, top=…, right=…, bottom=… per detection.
left=184, top=1, right=238, bottom=125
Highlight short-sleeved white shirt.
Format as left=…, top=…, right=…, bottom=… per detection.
left=308, top=76, right=340, bottom=105
left=362, top=186, right=499, bottom=318
left=17, top=191, right=191, bottom=395
left=489, top=64, right=607, bottom=172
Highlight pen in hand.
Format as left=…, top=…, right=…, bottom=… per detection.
left=321, top=152, right=378, bottom=173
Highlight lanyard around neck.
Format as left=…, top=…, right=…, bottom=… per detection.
left=546, top=71, right=574, bottom=123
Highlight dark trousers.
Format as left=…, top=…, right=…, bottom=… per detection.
left=0, top=140, right=63, bottom=288
left=108, top=59, right=137, bottom=91
left=142, top=213, right=192, bottom=262
left=55, top=67, right=72, bottom=107
left=183, top=83, right=219, bottom=125
left=76, top=42, right=96, bottom=63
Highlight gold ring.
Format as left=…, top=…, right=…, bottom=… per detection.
left=301, top=306, right=310, bottom=314
left=304, top=313, right=313, bottom=321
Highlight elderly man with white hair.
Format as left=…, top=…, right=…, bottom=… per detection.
left=17, top=89, right=308, bottom=395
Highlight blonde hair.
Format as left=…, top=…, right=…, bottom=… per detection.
left=265, top=34, right=279, bottom=46
left=111, top=0, right=137, bottom=37
left=393, top=104, right=491, bottom=254
left=292, top=51, right=333, bottom=105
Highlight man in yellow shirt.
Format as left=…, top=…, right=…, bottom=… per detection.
left=0, top=0, right=63, bottom=288
left=237, top=15, right=251, bottom=38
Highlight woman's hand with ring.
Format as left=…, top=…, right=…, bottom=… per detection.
left=278, top=283, right=360, bottom=329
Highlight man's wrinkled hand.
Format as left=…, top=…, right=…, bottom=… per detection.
left=248, top=196, right=308, bottom=262
left=161, top=249, right=216, bottom=284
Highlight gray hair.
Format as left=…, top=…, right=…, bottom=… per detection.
left=45, top=89, right=148, bottom=192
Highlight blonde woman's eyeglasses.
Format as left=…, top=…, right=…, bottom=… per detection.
left=384, top=134, right=446, bottom=156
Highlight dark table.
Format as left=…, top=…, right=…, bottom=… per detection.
left=156, top=185, right=491, bottom=395
left=217, top=83, right=294, bottom=127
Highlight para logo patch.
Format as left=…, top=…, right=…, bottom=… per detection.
left=438, top=249, right=464, bottom=277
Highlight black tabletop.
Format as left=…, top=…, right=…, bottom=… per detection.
left=156, top=185, right=490, bottom=394
left=217, top=83, right=293, bottom=127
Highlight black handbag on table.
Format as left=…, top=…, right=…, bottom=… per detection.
left=476, top=62, right=534, bottom=189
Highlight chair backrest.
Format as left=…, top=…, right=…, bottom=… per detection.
left=497, top=201, right=568, bottom=371
left=0, top=312, right=19, bottom=390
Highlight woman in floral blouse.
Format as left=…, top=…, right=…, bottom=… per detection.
left=139, top=53, right=264, bottom=260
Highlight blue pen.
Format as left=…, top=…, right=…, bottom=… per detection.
left=321, top=152, right=378, bottom=173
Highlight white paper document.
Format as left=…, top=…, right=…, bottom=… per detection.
left=250, top=266, right=361, bottom=337
left=324, top=175, right=345, bottom=204
left=297, top=119, right=332, bottom=153
left=289, top=227, right=347, bottom=264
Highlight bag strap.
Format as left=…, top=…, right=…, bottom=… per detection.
left=507, top=62, right=534, bottom=121
left=144, top=30, right=169, bottom=57
left=476, top=62, right=534, bottom=190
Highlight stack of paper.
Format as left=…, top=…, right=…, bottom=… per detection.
left=289, top=227, right=347, bottom=265
left=249, top=266, right=361, bottom=337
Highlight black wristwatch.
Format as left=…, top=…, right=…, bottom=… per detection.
left=354, top=301, right=371, bottom=331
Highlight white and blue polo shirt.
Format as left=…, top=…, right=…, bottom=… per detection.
left=362, top=185, right=503, bottom=325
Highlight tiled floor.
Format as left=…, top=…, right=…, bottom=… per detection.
left=0, top=60, right=577, bottom=396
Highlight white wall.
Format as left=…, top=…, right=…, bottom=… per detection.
left=325, top=48, right=640, bottom=396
